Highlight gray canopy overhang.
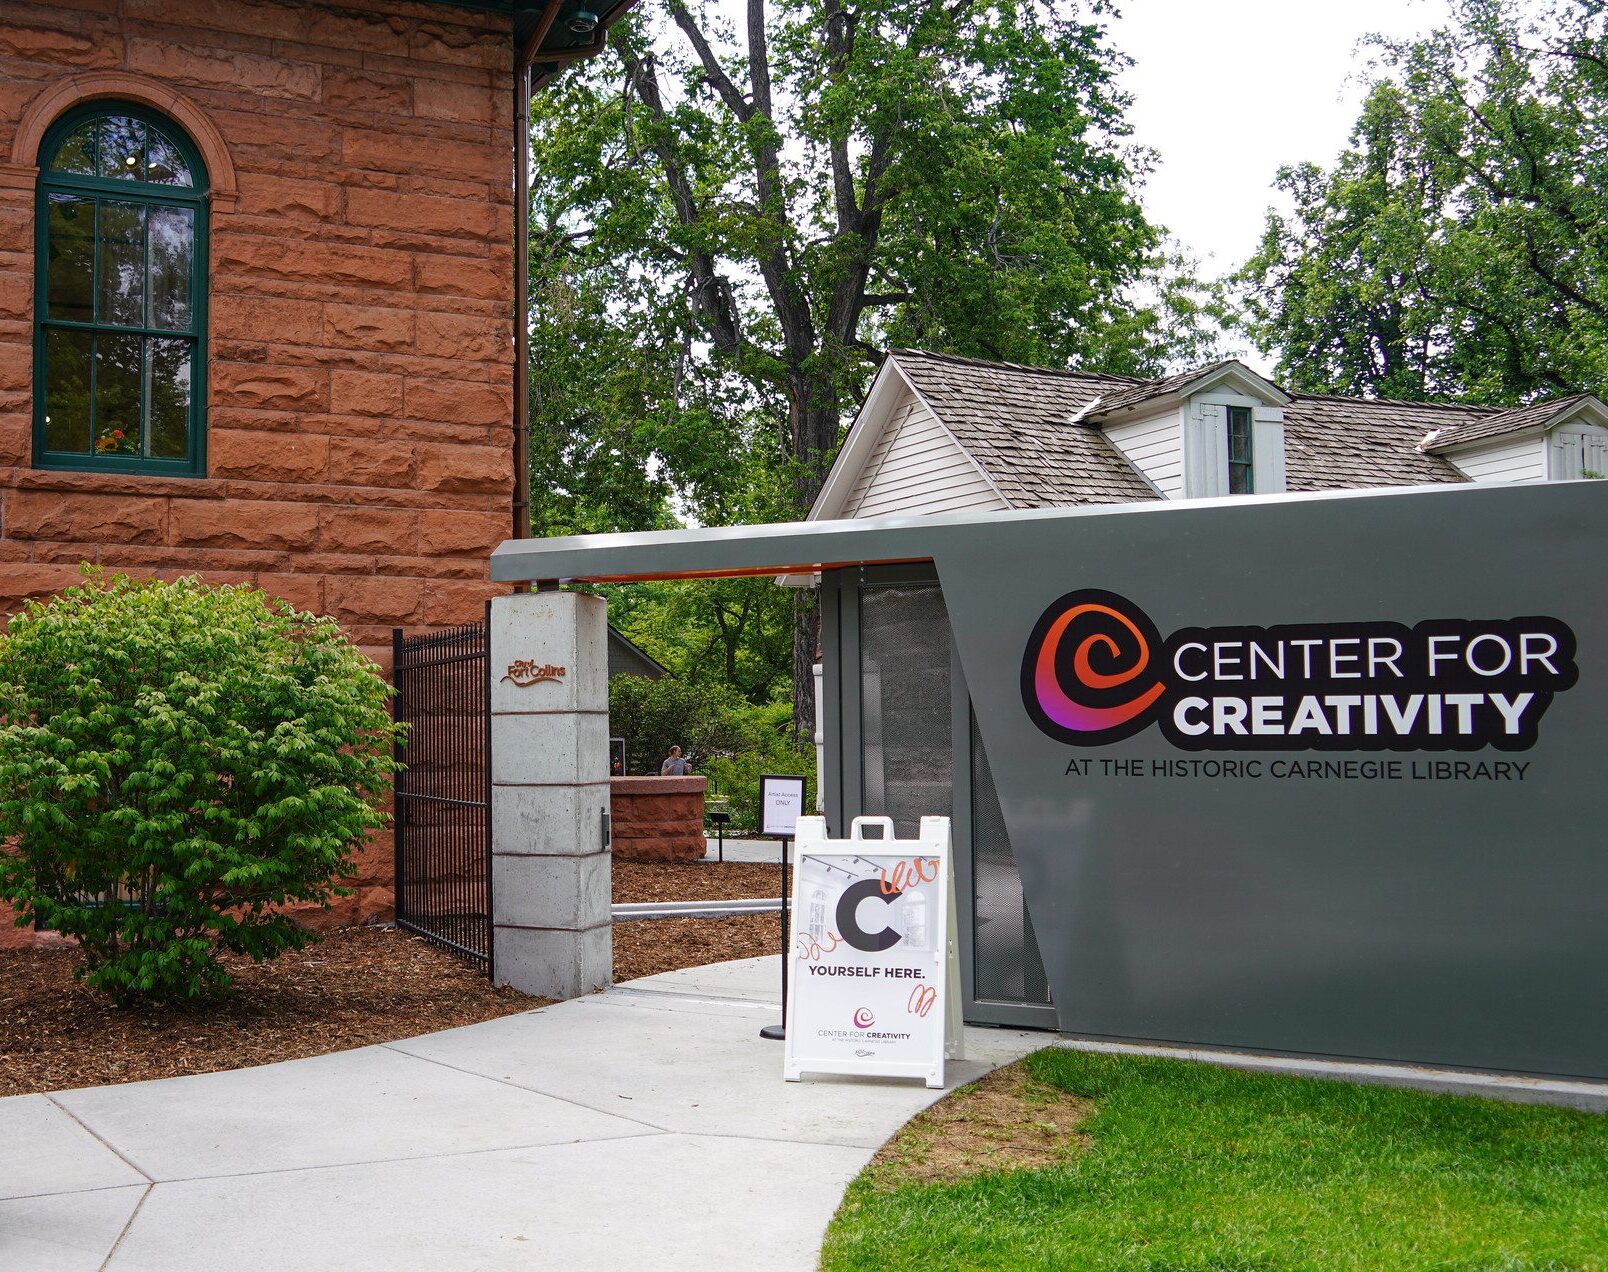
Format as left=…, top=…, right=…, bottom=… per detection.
left=487, top=485, right=1476, bottom=584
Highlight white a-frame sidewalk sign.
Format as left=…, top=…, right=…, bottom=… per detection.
left=783, top=815, right=962, bottom=1088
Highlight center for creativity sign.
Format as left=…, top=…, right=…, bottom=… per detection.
left=783, top=816, right=961, bottom=1089
left=1022, top=589, right=1578, bottom=751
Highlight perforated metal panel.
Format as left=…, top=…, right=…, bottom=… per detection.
left=859, top=584, right=952, bottom=836
left=971, top=712, right=1051, bottom=1006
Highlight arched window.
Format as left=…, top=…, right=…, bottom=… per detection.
left=34, top=103, right=208, bottom=475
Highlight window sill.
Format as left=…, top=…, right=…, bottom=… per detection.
left=5, top=467, right=226, bottom=498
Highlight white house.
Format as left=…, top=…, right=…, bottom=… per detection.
left=807, top=350, right=1608, bottom=522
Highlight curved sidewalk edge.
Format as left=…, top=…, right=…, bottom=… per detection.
left=0, top=956, right=1042, bottom=1272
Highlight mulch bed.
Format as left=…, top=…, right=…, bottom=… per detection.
left=0, top=860, right=783, bottom=1099
left=610, top=859, right=783, bottom=982
left=614, top=914, right=779, bottom=983
left=0, top=926, right=535, bottom=1099
left=612, top=859, right=779, bottom=904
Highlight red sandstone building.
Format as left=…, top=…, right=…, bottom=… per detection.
left=0, top=0, right=632, bottom=942
left=0, top=0, right=632, bottom=661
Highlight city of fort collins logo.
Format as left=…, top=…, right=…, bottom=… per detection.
left=1021, top=590, right=1579, bottom=752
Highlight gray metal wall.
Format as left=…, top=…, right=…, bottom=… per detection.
left=930, top=483, right=1606, bottom=1079
left=491, top=481, right=1606, bottom=1078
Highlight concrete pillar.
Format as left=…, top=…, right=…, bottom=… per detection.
left=489, top=590, right=612, bottom=998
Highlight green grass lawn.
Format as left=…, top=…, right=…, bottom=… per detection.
left=821, top=1049, right=1608, bottom=1271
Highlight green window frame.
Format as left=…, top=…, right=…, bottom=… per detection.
left=1226, top=404, right=1254, bottom=495
left=32, top=102, right=209, bottom=477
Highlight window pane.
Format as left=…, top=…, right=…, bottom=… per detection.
left=142, top=126, right=192, bottom=186
left=45, top=194, right=95, bottom=322
left=148, top=338, right=191, bottom=459
left=1228, top=409, right=1253, bottom=462
left=43, top=328, right=93, bottom=454
left=98, top=116, right=147, bottom=181
left=50, top=120, right=98, bottom=176
left=147, top=206, right=193, bottom=330
left=94, top=334, right=142, bottom=456
left=98, top=201, right=146, bottom=327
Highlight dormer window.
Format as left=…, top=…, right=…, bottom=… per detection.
left=1227, top=406, right=1254, bottom=494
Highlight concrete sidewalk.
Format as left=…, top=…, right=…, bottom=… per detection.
left=0, top=957, right=1041, bottom=1271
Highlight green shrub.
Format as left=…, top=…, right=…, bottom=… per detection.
left=0, top=571, right=401, bottom=1002
left=607, top=674, right=755, bottom=775
left=702, top=738, right=816, bottom=833
left=608, top=676, right=814, bottom=830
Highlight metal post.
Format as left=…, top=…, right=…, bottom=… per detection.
left=511, top=60, right=532, bottom=543
left=391, top=626, right=405, bottom=929
left=483, top=599, right=496, bottom=983
left=760, top=835, right=792, bottom=1041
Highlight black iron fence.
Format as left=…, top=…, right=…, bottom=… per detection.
left=392, top=610, right=492, bottom=975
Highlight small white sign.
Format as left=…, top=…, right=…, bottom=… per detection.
left=783, top=815, right=962, bottom=1089
left=759, top=773, right=807, bottom=839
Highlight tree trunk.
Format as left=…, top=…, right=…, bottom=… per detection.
left=787, top=378, right=840, bottom=744
left=791, top=588, right=819, bottom=749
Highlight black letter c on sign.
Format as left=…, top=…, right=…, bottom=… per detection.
left=836, top=878, right=903, bottom=953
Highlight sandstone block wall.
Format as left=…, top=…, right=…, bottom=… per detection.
left=0, top=0, right=520, bottom=947
left=0, top=0, right=517, bottom=664
left=610, top=777, right=709, bottom=863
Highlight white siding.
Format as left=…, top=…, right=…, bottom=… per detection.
left=841, top=392, right=1007, bottom=518
left=1448, top=434, right=1546, bottom=484
left=1550, top=422, right=1608, bottom=480
left=1184, top=403, right=1229, bottom=498
left=1251, top=407, right=1287, bottom=494
left=1105, top=410, right=1184, bottom=498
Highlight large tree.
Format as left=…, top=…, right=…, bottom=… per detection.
left=1238, top=0, right=1608, bottom=404
left=529, top=0, right=1204, bottom=733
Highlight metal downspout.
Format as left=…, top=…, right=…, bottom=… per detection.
left=512, top=58, right=534, bottom=542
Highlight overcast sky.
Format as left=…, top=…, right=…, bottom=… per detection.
left=1107, top=0, right=1452, bottom=274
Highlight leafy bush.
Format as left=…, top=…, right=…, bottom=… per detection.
left=701, top=709, right=816, bottom=832
left=607, top=674, right=755, bottom=776
left=608, top=675, right=813, bottom=830
left=0, top=572, right=400, bottom=1002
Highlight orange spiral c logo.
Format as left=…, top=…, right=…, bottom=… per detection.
left=1022, top=589, right=1167, bottom=745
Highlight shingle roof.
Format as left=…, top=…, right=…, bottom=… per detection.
left=886, top=350, right=1475, bottom=506
left=1282, top=394, right=1470, bottom=489
left=891, top=350, right=1159, bottom=506
left=1083, top=359, right=1285, bottom=420
left=1419, top=395, right=1590, bottom=452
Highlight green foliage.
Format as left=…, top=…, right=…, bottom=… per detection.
left=527, top=0, right=1220, bottom=532
left=607, top=674, right=812, bottom=830
left=531, top=0, right=1233, bottom=735
left=823, top=1048, right=1608, bottom=1270
left=608, top=674, right=756, bottom=776
left=0, top=571, right=400, bottom=1002
left=604, top=576, right=794, bottom=706
left=1238, top=0, right=1608, bottom=403
left=700, top=698, right=816, bottom=833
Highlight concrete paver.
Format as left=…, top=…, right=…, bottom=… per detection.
left=703, top=836, right=785, bottom=864
left=0, top=955, right=1042, bottom=1271
left=394, top=992, right=1027, bottom=1148
left=0, top=1185, right=147, bottom=1272
left=0, top=1096, right=146, bottom=1200
left=53, top=1041, right=650, bottom=1181
left=108, top=1134, right=864, bottom=1272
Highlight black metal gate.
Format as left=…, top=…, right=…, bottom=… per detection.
left=392, top=609, right=492, bottom=975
